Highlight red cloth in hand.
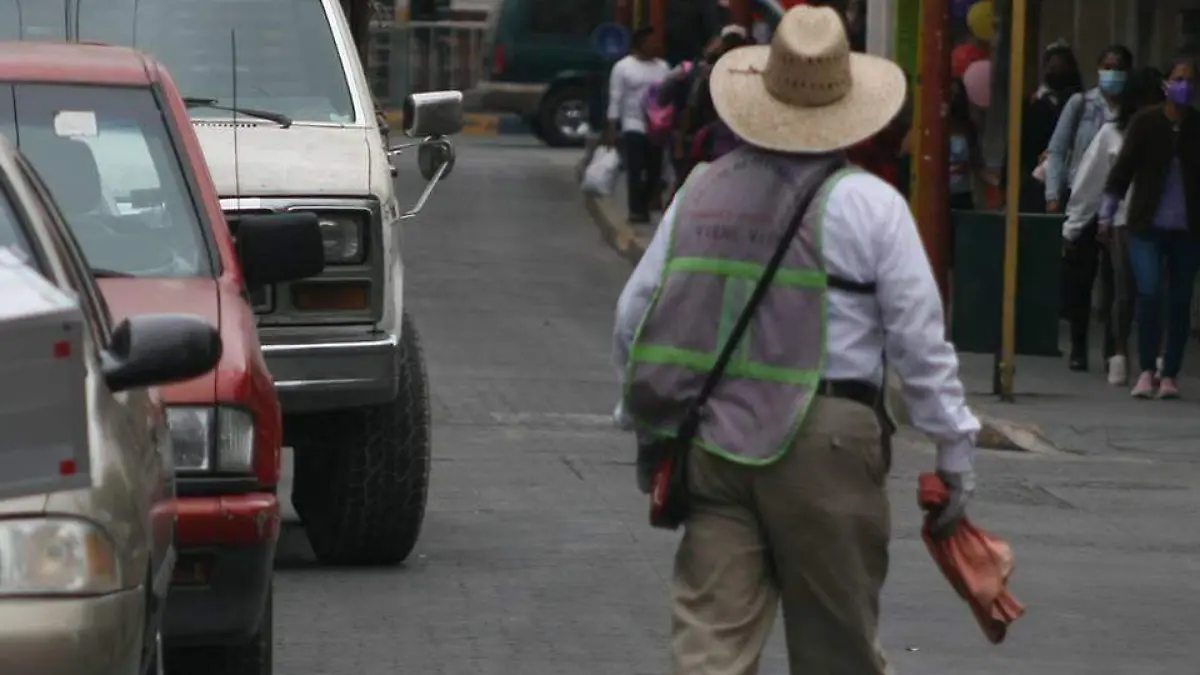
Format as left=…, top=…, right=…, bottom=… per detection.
left=918, top=473, right=1026, bottom=644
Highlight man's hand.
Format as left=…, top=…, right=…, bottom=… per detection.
left=929, top=470, right=976, bottom=539
left=1046, top=200, right=1061, bottom=214
left=1096, top=222, right=1112, bottom=246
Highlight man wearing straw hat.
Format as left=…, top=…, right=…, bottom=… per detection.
left=612, top=5, right=980, bottom=674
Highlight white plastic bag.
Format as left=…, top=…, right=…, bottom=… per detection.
left=581, top=147, right=620, bottom=197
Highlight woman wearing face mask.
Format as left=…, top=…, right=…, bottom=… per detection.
left=1052, top=45, right=1135, bottom=372
left=1100, top=55, right=1200, bottom=399
left=1021, top=42, right=1084, bottom=213
left=1065, top=67, right=1165, bottom=385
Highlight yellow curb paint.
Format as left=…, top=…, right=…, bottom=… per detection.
left=384, top=110, right=501, bottom=136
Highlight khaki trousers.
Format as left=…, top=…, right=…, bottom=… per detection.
left=670, top=397, right=893, bottom=675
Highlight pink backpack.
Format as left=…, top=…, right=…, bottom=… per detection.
left=643, top=61, right=694, bottom=146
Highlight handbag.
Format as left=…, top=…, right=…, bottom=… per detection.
left=648, top=161, right=842, bottom=530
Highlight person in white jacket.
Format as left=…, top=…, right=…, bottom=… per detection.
left=1064, top=66, right=1166, bottom=385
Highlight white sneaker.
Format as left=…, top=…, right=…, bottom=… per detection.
left=1107, top=355, right=1128, bottom=386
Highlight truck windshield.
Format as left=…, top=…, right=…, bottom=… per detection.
left=0, top=84, right=212, bottom=278
left=13, top=0, right=358, bottom=125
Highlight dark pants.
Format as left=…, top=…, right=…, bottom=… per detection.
left=622, top=131, right=663, bottom=222
left=1127, top=229, right=1200, bottom=378
left=1108, top=229, right=1137, bottom=358
left=1064, top=221, right=1116, bottom=363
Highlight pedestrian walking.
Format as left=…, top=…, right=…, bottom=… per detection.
left=1024, top=42, right=1083, bottom=213
left=611, top=7, right=981, bottom=674
left=1065, top=67, right=1165, bottom=385
left=657, top=26, right=750, bottom=197
left=1047, top=45, right=1134, bottom=371
left=1101, top=54, right=1200, bottom=399
left=605, top=26, right=671, bottom=224
left=947, top=77, right=984, bottom=211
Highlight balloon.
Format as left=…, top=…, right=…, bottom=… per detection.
left=963, top=59, right=992, bottom=108
left=951, top=42, right=988, bottom=78
left=951, top=0, right=972, bottom=21
left=967, top=1, right=995, bottom=43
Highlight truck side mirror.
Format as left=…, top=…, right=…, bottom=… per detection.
left=232, top=212, right=326, bottom=287
left=402, top=91, right=464, bottom=138
left=391, top=91, right=463, bottom=220
left=102, top=314, right=223, bottom=393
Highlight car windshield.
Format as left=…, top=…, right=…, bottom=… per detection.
left=0, top=84, right=211, bottom=278
left=67, top=0, right=356, bottom=125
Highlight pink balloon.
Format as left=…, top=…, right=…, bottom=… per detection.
left=963, top=59, right=992, bottom=108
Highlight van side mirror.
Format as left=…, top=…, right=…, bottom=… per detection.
left=391, top=91, right=463, bottom=220
left=232, top=213, right=326, bottom=286
left=402, top=91, right=464, bottom=138
left=102, top=314, right=222, bottom=393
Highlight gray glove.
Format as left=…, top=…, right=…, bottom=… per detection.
left=929, top=470, right=976, bottom=539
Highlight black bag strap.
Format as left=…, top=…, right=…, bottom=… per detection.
left=677, top=161, right=844, bottom=440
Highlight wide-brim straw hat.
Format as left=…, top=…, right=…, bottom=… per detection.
left=710, top=5, right=907, bottom=154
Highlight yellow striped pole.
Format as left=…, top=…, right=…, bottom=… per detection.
left=999, top=0, right=1028, bottom=401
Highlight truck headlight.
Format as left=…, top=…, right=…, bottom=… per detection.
left=167, top=407, right=256, bottom=474
left=0, top=518, right=120, bottom=595
left=316, top=214, right=364, bottom=264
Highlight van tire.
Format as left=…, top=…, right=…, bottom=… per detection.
left=537, top=85, right=588, bottom=148
left=290, top=312, right=431, bottom=566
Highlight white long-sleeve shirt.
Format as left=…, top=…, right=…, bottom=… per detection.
left=1064, top=122, right=1131, bottom=240
left=612, top=170, right=981, bottom=473
left=606, top=55, right=670, bottom=135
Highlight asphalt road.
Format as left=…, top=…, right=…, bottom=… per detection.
left=271, top=137, right=1200, bottom=675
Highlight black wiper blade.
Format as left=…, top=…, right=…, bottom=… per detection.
left=182, top=97, right=293, bottom=129
left=92, top=268, right=135, bottom=278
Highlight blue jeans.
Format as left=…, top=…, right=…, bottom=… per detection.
left=1126, top=230, right=1200, bottom=377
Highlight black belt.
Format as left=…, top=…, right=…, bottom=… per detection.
left=816, top=378, right=895, bottom=470
left=815, top=379, right=882, bottom=409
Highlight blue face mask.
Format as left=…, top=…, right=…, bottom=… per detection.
left=1098, top=69, right=1127, bottom=95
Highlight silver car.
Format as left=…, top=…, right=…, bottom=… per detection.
left=0, top=134, right=221, bottom=675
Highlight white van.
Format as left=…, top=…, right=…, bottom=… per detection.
left=69, top=0, right=463, bottom=567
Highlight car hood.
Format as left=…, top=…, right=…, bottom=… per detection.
left=96, top=277, right=219, bottom=404
left=0, top=494, right=48, bottom=516
left=192, top=122, right=373, bottom=197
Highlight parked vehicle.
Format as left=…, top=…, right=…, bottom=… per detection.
left=475, top=0, right=614, bottom=147
left=0, top=41, right=327, bottom=674
left=66, top=0, right=462, bottom=567
left=0, top=132, right=221, bottom=675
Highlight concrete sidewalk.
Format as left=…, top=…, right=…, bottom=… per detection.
left=580, top=169, right=1200, bottom=462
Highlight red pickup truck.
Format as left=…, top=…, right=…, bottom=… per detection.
left=0, top=42, right=325, bottom=674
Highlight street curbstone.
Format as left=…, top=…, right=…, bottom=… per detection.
left=974, top=414, right=1062, bottom=455
left=583, top=194, right=647, bottom=265
left=582, top=179, right=1062, bottom=456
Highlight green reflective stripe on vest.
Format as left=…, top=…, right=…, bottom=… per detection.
left=629, top=344, right=821, bottom=386
left=665, top=257, right=827, bottom=288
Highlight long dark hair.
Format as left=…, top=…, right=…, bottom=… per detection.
left=1043, top=43, right=1084, bottom=95
left=1116, top=67, right=1166, bottom=131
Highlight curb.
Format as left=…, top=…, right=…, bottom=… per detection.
left=385, top=110, right=528, bottom=137
left=583, top=194, right=647, bottom=265
left=582, top=189, right=1059, bottom=456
